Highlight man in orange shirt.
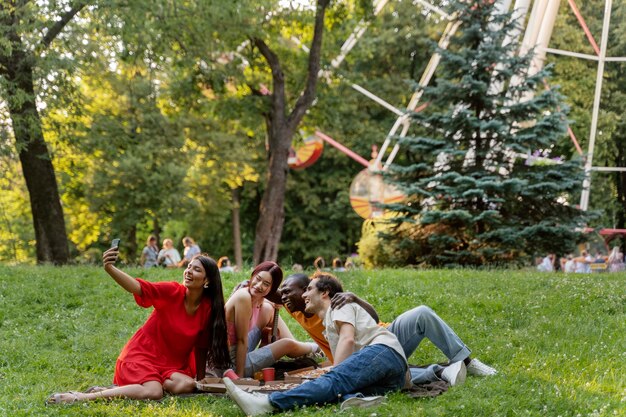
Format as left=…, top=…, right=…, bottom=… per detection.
left=279, top=273, right=496, bottom=386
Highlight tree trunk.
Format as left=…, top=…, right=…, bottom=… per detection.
left=0, top=3, right=85, bottom=264
left=253, top=126, right=292, bottom=263
left=251, top=0, right=330, bottom=265
left=127, top=224, right=137, bottom=261
left=232, top=187, right=243, bottom=270
left=152, top=216, right=161, bottom=245
left=5, top=51, right=69, bottom=264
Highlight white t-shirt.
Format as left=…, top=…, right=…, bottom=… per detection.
left=158, top=248, right=181, bottom=266
left=537, top=256, right=553, bottom=272
left=322, top=303, right=407, bottom=364
left=183, top=244, right=201, bottom=261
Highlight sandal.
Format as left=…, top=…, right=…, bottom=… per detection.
left=46, top=391, right=84, bottom=405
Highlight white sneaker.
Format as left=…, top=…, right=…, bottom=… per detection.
left=223, top=377, right=274, bottom=416
left=440, top=361, right=466, bottom=386
left=340, top=395, right=385, bottom=410
left=467, top=358, right=497, bottom=376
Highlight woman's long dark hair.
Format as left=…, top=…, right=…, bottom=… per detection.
left=195, top=255, right=231, bottom=369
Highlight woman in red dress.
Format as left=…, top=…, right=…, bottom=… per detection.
left=47, top=248, right=230, bottom=404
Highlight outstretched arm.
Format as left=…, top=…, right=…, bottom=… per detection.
left=103, top=248, right=142, bottom=295
left=331, top=292, right=379, bottom=323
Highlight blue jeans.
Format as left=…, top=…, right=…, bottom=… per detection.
left=388, top=305, right=471, bottom=384
left=268, top=344, right=407, bottom=411
left=228, top=327, right=275, bottom=377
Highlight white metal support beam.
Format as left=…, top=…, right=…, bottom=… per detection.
left=580, top=0, right=613, bottom=211
left=374, top=17, right=461, bottom=169
left=330, top=0, right=390, bottom=69
left=544, top=47, right=599, bottom=61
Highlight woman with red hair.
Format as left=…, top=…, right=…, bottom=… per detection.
left=224, top=261, right=320, bottom=378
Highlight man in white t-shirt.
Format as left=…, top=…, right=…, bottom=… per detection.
left=537, top=254, right=555, bottom=272
left=223, top=273, right=410, bottom=415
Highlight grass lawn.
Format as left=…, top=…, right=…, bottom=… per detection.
left=0, top=264, right=624, bottom=416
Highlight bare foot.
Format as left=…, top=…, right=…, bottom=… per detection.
left=46, top=391, right=87, bottom=404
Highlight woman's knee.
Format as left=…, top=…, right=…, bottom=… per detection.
left=269, top=338, right=298, bottom=358
left=163, top=376, right=194, bottom=394
left=273, top=338, right=297, bottom=350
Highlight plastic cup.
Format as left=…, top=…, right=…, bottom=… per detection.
left=223, top=369, right=239, bottom=380
left=262, top=367, right=275, bottom=382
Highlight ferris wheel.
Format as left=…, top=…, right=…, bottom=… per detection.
left=292, top=0, right=625, bottom=221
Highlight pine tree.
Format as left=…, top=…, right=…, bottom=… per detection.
left=385, top=0, right=591, bottom=267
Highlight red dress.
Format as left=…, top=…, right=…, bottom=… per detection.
left=113, top=279, right=212, bottom=385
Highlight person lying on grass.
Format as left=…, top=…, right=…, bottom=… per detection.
left=46, top=250, right=230, bottom=404
left=224, top=272, right=408, bottom=415
left=278, top=273, right=496, bottom=387
left=223, top=261, right=321, bottom=379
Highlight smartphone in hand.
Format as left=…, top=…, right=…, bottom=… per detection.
left=111, top=238, right=121, bottom=249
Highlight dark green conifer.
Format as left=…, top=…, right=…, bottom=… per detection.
left=385, top=0, right=590, bottom=267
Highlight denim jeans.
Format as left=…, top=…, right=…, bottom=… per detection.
left=228, top=327, right=275, bottom=377
left=268, top=344, right=407, bottom=411
left=387, top=305, right=471, bottom=384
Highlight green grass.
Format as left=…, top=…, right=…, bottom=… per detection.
left=1, top=265, right=624, bottom=416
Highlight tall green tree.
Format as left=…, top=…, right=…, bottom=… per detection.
left=385, top=0, right=590, bottom=266
left=173, top=0, right=356, bottom=264
left=39, top=0, right=259, bottom=261
left=0, top=1, right=87, bottom=263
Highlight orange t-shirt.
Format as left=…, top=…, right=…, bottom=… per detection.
left=284, top=305, right=333, bottom=363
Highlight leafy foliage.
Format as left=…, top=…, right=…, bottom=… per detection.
left=0, top=155, right=34, bottom=263
left=3, top=0, right=625, bottom=266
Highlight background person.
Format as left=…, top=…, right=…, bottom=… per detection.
left=158, top=238, right=181, bottom=268
left=313, top=256, right=325, bottom=271
left=573, top=251, right=592, bottom=273
left=607, top=246, right=624, bottom=272
left=139, top=235, right=159, bottom=268
left=178, top=236, right=201, bottom=268
left=536, top=254, right=555, bottom=272
left=217, top=256, right=235, bottom=273
left=46, top=252, right=230, bottom=404
left=563, top=255, right=576, bottom=273
left=332, top=258, right=346, bottom=272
